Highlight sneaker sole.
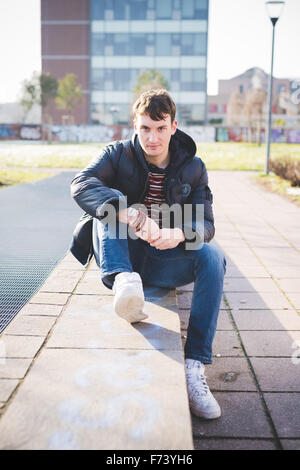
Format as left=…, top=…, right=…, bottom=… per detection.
left=190, top=405, right=221, bottom=420
left=114, top=295, right=147, bottom=323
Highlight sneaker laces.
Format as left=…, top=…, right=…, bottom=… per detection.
left=186, top=360, right=209, bottom=397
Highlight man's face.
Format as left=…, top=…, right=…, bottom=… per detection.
left=134, top=113, right=177, bottom=161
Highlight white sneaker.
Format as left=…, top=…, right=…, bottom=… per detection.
left=185, top=359, right=221, bottom=419
left=112, top=272, right=148, bottom=323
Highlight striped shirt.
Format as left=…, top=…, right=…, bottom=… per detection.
left=143, top=163, right=169, bottom=228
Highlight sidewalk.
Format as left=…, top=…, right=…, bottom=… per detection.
left=186, top=171, right=300, bottom=450
left=0, top=255, right=193, bottom=450
left=1, top=170, right=300, bottom=450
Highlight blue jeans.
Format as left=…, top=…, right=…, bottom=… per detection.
left=92, top=218, right=226, bottom=365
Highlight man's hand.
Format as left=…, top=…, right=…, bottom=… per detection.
left=150, top=228, right=185, bottom=250
left=134, top=216, right=160, bottom=243
left=117, top=208, right=160, bottom=243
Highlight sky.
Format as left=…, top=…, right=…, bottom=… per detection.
left=0, top=0, right=299, bottom=103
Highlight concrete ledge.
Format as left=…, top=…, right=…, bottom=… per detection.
left=0, top=253, right=194, bottom=450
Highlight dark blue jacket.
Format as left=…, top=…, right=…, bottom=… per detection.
left=70, top=128, right=215, bottom=265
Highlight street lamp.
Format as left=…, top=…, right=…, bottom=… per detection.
left=265, top=0, right=285, bottom=174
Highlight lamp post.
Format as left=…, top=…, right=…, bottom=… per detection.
left=265, top=0, right=285, bottom=174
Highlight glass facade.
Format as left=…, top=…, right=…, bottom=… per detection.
left=90, top=0, right=209, bottom=125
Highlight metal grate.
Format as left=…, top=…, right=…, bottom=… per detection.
left=0, top=171, right=81, bottom=333
left=0, top=262, right=59, bottom=333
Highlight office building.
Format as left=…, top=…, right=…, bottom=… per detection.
left=41, top=0, right=209, bottom=126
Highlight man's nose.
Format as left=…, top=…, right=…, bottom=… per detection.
left=148, top=131, right=158, bottom=143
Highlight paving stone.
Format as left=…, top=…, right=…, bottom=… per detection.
left=214, top=238, right=249, bottom=249
left=216, top=310, right=233, bottom=330
left=225, top=292, right=291, bottom=310
left=176, top=292, right=227, bottom=310
left=205, top=357, right=257, bottom=391
left=280, top=440, right=300, bottom=450
left=60, top=252, right=84, bottom=267
left=224, top=278, right=281, bottom=293
left=268, top=266, right=300, bottom=279
left=232, top=309, right=300, bottom=331
left=19, top=303, right=63, bottom=317
left=248, top=238, right=291, bottom=248
left=222, top=247, right=260, bottom=267
left=191, top=392, right=273, bottom=438
left=0, top=335, right=45, bottom=358
left=46, top=295, right=181, bottom=351
left=40, top=270, right=83, bottom=293
left=0, top=359, right=32, bottom=379
left=250, top=358, right=300, bottom=391
left=275, top=278, right=300, bottom=293
left=0, top=379, right=19, bottom=402
left=0, top=348, right=193, bottom=450
left=176, top=283, right=194, bottom=292
left=178, top=309, right=232, bottom=332
left=226, top=257, right=263, bottom=268
left=253, top=248, right=300, bottom=268
left=53, top=262, right=85, bottom=271
left=264, top=393, right=300, bottom=438
left=176, top=292, right=192, bottom=309
left=29, top=292, right=71, bottom=305
left=3, top=315, right=56, bottom=337
left=285, top=293, right=300, bottom=309
left=212, top=331, right=243, bottom=357
left=178, top=310, right=190, bottom=330
left=76, top=269, right=112, bottom=295
left=239, top=331, right=300, bottom=357
left=193, top=438, right=277, bottom=450
left=225, top=266, right=270, bottom=278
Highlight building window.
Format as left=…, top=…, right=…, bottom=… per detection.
left=156, top=0, right=172, bottom=19
left=130, top=0, right=147, bottom=19
left=91, top=33, right=105, bottom=55
left=181, top=34, right=193, bottom=55
left=182, top=0, right=194, bottom=18
left=91, top=69, right=105, bottom=90
left=130, top=34, right=147, bottom=55
left=91, top=0, right=105, bottom=19
left=114, top=34, right=129, bottom=55
left=156, top=34, right=172, bottom=55
left=113, top=0, right=130, bottom=19
left=194, top=33, right=207, bottom=55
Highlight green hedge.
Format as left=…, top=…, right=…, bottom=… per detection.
left=270, top=156, right=300, bottom=187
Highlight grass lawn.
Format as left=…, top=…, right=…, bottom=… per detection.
left=254, top=173, right=300, bottom=208
left=197, top=142, right=300, bottom=171
left=0, top=169, right=53, bottom=188
left=0, top=141, right=299, bottom=171
left=0, top=142, right=299, bottom=206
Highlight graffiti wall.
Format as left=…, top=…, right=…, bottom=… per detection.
left=0, top=125, right=20, bottom=140
left=216, top=127, right=300, bottom=144
left=1, top=124, right=300, bottom=143
left=181, top=126, right=215, bottom=142
left=0, top=125, right=41, bottom=140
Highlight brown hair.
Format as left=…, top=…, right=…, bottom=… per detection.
left=133, top=89, right=176, bottom=123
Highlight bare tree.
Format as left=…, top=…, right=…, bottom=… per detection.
left=243, top=87, right=267, bottom=144
left=227, top=91, right=245, bottom=126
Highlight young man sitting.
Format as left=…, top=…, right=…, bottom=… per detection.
left=70, top=89, right=226, bottom=420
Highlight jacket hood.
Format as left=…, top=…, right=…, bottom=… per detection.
left=131, top=128, right=197, bottom=171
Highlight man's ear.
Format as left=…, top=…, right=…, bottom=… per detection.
left=171, top=120, right=178, bottom=135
